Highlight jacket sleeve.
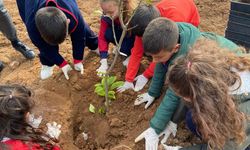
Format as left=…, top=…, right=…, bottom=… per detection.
left=150, top=88, right=181, bottom=134
left=125, top=36, right=144, bottom=82
left=148, top=63, right=168, bottom=98
left=70, top=15, right=86, bottom=62
left=143, top=62, right=156, bottom=79
left=98, top=18, right=109, bottom=58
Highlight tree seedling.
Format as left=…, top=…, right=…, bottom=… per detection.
left=94, top=76, right=124, bottom=100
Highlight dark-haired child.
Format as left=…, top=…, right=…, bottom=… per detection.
left=16, top=0, right=98, bottom=80
left=118, top=0, right=200, bottom=92
left=0, top=84, right=61, bottom=150
left=134, top=18, right=243, bottom=150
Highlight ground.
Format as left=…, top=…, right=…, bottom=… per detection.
left=0, top=0, right=231, bottom=149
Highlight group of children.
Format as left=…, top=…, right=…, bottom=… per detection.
left=0, top=0, right=250, bottom=149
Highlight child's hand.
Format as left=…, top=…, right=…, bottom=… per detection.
left=161, top=144, right=181, bottom=150
left=46, top=122, right=62, bottom=139
left=134, top=74, right=149, bottom=91
left=117, top=81, right=134, bottom=93
left=96, top=59, right=108, bottom=77
left=27, top=113, right=42, bottom=128
left=61, top=64, right=73, bottom=80
left=40, top=65, right=54, bottom=80
left=74, top=62, right=84, bottom=74
left=134, top=93, right=155, bottom=109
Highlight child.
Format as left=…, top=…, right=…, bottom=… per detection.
left=0, top=0, right=35, bottom=72
left=134, top=18, right=243, bottom=150
left=96, top=0, right=137, bottom=75
left=16, top=0, right=98, bottom=80
left=117, top=0, right=200, bottom=92
left=0, top=84, right=61, bottom=150
left=163, top=39, right=250, bottom=150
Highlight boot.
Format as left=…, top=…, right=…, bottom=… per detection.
left=11, top=40, right=35, bottom=59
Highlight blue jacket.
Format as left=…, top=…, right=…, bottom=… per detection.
left=16, top=0, right=92, bottom=67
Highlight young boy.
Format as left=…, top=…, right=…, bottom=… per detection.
left=16, top=0, right=98, bottom=80
left=134, top=18, right=242, bottom=150
left=0, top=0, right=35, bottom=72
left=117, top=0, right=200, bottom=92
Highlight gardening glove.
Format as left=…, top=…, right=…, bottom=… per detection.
left=27, top=113, right=42, bottom=128
left=135, top=127, right=159, bottom=150
left=46, top=122, right=62, bottom=139
left=159, top=121, right=177, bottom=144
left=61, top=64, right=73, bottom=80
left=134, top=74, right=149, bottom=91
left=40, top=65, right=54, bottom=80
left=74, top=62, right=84, bottom=74
left=162, top=144, right=182, bottom=150
left=96, top=59, right=108, bottom=77
left=117, top=81, right=134, bottom=93
left=122, top=56, right=130, bottom=67
left=134, top=93, right=155, bottom=109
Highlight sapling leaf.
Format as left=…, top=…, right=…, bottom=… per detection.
left=97, top=90, right=105, bottom=96
left=110, top=81, right=124, bottom=90
left=108, top=91, right=116, bottom=100
left=95, top=86, right=104, bottom=93
left=89, top=104, right=96, bottom=113
left=94, top=83, right=102, bottom=87
left=98, top=107, right=106, bottom=114
left=107, top=76, right=116, bottom=86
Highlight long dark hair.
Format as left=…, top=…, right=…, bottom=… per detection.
left=167, top=38, right=249, bottom=149
left=0, top=85, right=57, bottom=150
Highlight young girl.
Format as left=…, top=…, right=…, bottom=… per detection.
left=165, top=39, right=250, bottom=150
left=96, top=0, right=137, bottom=75
left=0, top=84, right=61, bottom=150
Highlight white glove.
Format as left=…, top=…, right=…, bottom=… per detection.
left=135, top=122, right=177, bottom=150
left=135, top=127, right=159, bottom=150
left=134, top=93, right=155, bottom=109
left=96, top=59, right=108, bottom=77
left=40, top=65, right=54, bottom=80
left=27, top=113, right=42, bottom=128
left=159, top=121, right=177, bottom=144
left=134, top=74, right=149, bottom=91
left=74, top=62, right=84, bottom=74
left=46, top=122, right=62, bottom=139
left=61, top=64, right=73, bottom=80
left=117, top=81, right=134, bottom=93
left=122, top=56, right=130, bottom=67
left=162, top=144, right=182, bottom=150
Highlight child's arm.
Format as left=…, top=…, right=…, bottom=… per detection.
left=150, top=88, right=181, bottom=134
left=125, top=36, right=144, bottom=82
left=98, top=18, right=109, bottom=59
left=142, top=62, right=156, bottom=79
left=148, top=63, right=168, bottom=98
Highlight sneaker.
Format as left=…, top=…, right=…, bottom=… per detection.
left=11, top=40, right=35, bottom=60
left=0, top=61, right=4, bottom=72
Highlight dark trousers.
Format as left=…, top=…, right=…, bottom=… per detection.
left=104, top=25, right=135, bottom=56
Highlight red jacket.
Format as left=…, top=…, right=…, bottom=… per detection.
left=125, top=0, right=200, bottom=82
left=98, top=17, right=120, bottom=58
left=3, top=139, right=60, bottom=150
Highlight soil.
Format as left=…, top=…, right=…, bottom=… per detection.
left=0, top=0, right=231, bottom=149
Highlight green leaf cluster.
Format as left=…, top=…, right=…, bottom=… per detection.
left=94, top=76, right=124, bottom=100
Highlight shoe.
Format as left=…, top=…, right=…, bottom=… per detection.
left=0, top=61, right=4, bottom=72
left=12, top=40, right=35, bottom=60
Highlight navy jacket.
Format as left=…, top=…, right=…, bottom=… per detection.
left=16, top=0, right=93, bottom=67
